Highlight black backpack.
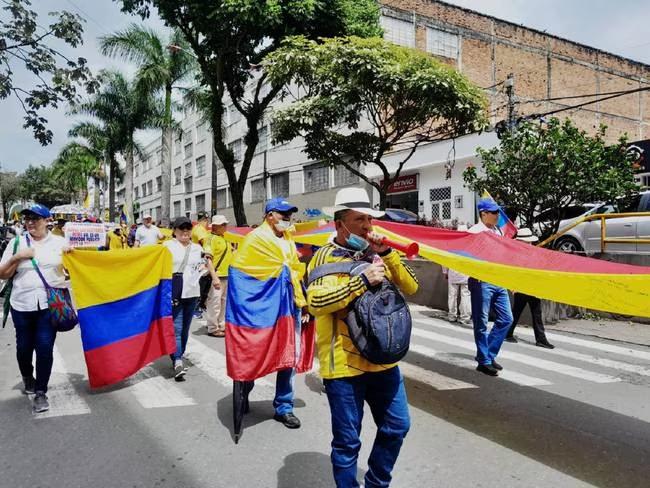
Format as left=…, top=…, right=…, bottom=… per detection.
left=308, top=260, right=412, bottom=364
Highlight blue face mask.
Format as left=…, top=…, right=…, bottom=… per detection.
left=343, top=224, right=369, bottom=251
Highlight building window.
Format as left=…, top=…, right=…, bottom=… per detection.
left=251, top=178, right=266, bottom=203
left=134, top=187, right=139, bottom=199
left=155, top=206, right=161, bottom=221
left=430, top=186, right=452, bottom=221
left=227, top=188, right=233, bottom=208
left=174, top=167, right=181, bottom=185
left=270, top=172, right=289, bottom=198
left=304, top=162, right=329, bottom=193
left=227, top=104, right=241, bottom=126
left=155, top=176, right=162, bottom=192
left=195, top=193, right=206, bottom=213
left=334, top=164, right=359, bottom=187
left=184, top=197, right=192, bottom=214
left=381, top=16, right=415, bottom=47
left=183, top=129, right=192, bottom=144
left=228, top=139, right=242, bottom=163
left=184, top=142, right=193, bottom=159
left=146, top=180, right=153, bottom=196
left=141, top=183, right=147, bottom=197
left=184, top=162, right=192, bottom=177
left=216, top=188, right=228, bottom=209
left=255, top=126, right=268, bottom=154
left=156, top=150, right=162, bottom=166
left=426, top=27, right=459, bottom=59
left=173, top=200, right=181, bottom=217
left=174, top=136, right=181, bottom=155
left=135, top=163, right=140, bottom=177
left=184, top=176, right=193, bottom=194
left=196, top=121, right=207, bottom=143
left=195, top=155, right=206, bottom=177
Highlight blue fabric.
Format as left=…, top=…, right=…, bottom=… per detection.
left=273, top=368, right=295, bottom=415
left=469, top=279, right=513, bottom=365
left=324, top=367, right=410, bottom=488
left=170, top=297, right=198, bottom=361
left=11, top=308, right=57, bottom=393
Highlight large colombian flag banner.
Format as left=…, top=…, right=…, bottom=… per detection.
left=225, top=221, right=314, bottom=381
left=63, top=246, right=175, bottom=388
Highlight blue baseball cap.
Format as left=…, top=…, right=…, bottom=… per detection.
left=21, top=204, right=51, bottom=219
left=477, top=198, right=500, bottom=213
left=264, top=197, right=298, bottom=214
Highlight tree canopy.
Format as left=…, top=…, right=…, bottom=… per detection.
left=0, top=0, right=97, bottom=144
left=116, top=0, right=382, bottom=225
left=463, top=118, right=639, bottom=239
left=265, top=35, right=488, bottom=209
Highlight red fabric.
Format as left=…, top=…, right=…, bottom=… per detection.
left=225, top=315, right=297, bottom=381
left=295, top=320, right=316, bottom=374
left=84, top=317, right=175, bottom=388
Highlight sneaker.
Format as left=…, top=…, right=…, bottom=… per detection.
left=448, top=316, right=458, bottom=323
left=504, top=336, right=518, bottom=343
left=273, top=412, right=301, bottom=429
left=536, top=341, right=555, bottom=349
left=459, top=319, right=472, bottom=326
left=491, top=360, right=503, bottom=371
left=33, top=392, right=49, bottom=413
left=22, top=376, right=35, bottom=395
left=476, top=364, right=499, bottom=376
left=193, top=309, right=204, bottom=319
left=174, top=363, right=186, bottom=382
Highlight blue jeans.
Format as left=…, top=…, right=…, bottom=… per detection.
left=468, top=279, right=513, bottom=365
left=245, top=367, right=295, bottom=415
left=170, top=297, right=199, bottom=361
left=11, top=308, right=57, bottom=393
left=324, top=367, right=410, bottom=488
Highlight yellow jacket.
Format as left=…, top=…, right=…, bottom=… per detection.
left=203, top=233, right=233, bottom=277
left=307, top=244, right=419, bottom=379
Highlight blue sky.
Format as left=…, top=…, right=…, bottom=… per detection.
left=2, top=0, right=650, bottom=174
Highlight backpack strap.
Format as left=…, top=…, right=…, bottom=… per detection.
left=307, top=261, right=369, bottom=286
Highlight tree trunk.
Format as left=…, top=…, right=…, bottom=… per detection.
left=161, top=87, right=173, bottom=226
left=125, top=142, right=134, bottom=223
left=379, top=190, right=388, bottom=211
left=109, top=154, right=116, bottom=222
left=231, top=180, right=247, bottom=226
left=93, top=176, right=101, bottom=218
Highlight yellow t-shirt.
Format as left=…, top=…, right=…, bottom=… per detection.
left=158, top=227, right=173, bottom=244
left=108, top=231, right=126, bottom=250
left=191, top=223, right=209, bottom=245
left=203, top=233, right=233, bottom=277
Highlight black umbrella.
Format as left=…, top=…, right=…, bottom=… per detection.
left=232, top=380, right=252, bottom=444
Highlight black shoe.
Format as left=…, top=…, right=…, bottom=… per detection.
left=504, top=336, right=518, bottom=343
left=491, top=360, right=503, bottom=371
left=273, top=412, right=301, bottom=429
left=22, top=376, right=35, bottom=395
left=476, top=364, right=499, bottom=376
left=536, top=341, right=555, bottom=349
left=33, top=392, right=49, bottom=413
left=174, top=364, right=186, bottom=381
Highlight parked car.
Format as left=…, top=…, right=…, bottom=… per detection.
left=544, top=191, right=650, bottom=254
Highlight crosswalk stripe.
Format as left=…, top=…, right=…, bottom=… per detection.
left=415, top=318, right=650, bottom=377
left=409, top=343, right=552, bottom=386
left=399, top=362, right=478, bottom=390
left=412, top=327, right=620, bottom=384
left=35, top=348, right=91, bottom=419
left=125, top=366, right=196, bottom=409
left=184, top=337, right=274, bottom=400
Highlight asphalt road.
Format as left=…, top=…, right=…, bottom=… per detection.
left=1, top=306, right=649, bottom=488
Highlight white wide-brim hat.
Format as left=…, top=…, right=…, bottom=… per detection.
left=515, top=227, right=539, bottom=243
left=211, top=214, right=229, bottom=225
left=323, top=187, right=385, bottom=218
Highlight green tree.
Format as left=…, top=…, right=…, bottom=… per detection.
left=18, top=164, right=68, bottom=209
left=99, top=24, right=195, bottom=225
left=72, top=71, right=163, bottom=221
left=463, top=118, right=639, bottom=239
left=51, top=142, right=102, bottom=205
left=266, top=36, right=488, bottom=209
left=0, top=172, right=21, bottom=221
left=117, top=0, right=382, bottom=225
left=0, top=0, right=97, bottom=144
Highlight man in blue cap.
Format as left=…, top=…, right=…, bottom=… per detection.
left=467, top=198, right=513, bottom=376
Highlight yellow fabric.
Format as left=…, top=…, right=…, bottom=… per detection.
left=63, top=246, right=172, bottom=309
left=231, top=221, right=306, bottom=308
left=204, top=233, right=233, bottom=277
left=307, top=246, right=419, bottom=379
left=192, top=224, right=209, bottom=244
left=158, top=227, right=173, bottom=243
left=107, top=231, right=126, bottom=250
left=51, top=227, right=64, bottom=237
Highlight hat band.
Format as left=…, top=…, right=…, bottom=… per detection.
left=337, top=201, right=373, bottom=209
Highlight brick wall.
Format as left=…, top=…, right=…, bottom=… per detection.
left=381, top=0, right=650, bottom=142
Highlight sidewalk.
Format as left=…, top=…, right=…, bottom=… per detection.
left=409, top=304, right=650, bottom=347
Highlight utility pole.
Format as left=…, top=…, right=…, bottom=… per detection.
left=211, top=146, right=218, bottom=214
left=505, top=73, right=516, bottom=131
left=263, top=149, right=268, bottom=201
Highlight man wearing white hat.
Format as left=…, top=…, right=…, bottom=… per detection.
left=134, top=213, right=163, bottom=247
left=307, top=187, right=419, bottom=488
left=203, top=215, right=233, bottom=337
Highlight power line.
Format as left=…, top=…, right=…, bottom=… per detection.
left=517, top=87, right=646, bottom=105
left=64, top=0, right=110, bottom=35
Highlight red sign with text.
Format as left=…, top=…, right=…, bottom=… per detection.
left=380, top=174, right=419, bottom=194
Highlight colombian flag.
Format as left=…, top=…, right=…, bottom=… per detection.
left=225, top=221, right=313, bottom=381
left=63, top=246, right=175, bottom=388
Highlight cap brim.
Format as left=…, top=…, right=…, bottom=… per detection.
left=323, top=205, right=385, bottom=218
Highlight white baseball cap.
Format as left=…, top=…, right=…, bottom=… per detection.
left=211, top=215, right=229, bottom=225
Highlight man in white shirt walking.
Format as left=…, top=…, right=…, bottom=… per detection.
left=134, top=214, right=163, bottom=247
left=468, top=198, right=513, bottom=376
